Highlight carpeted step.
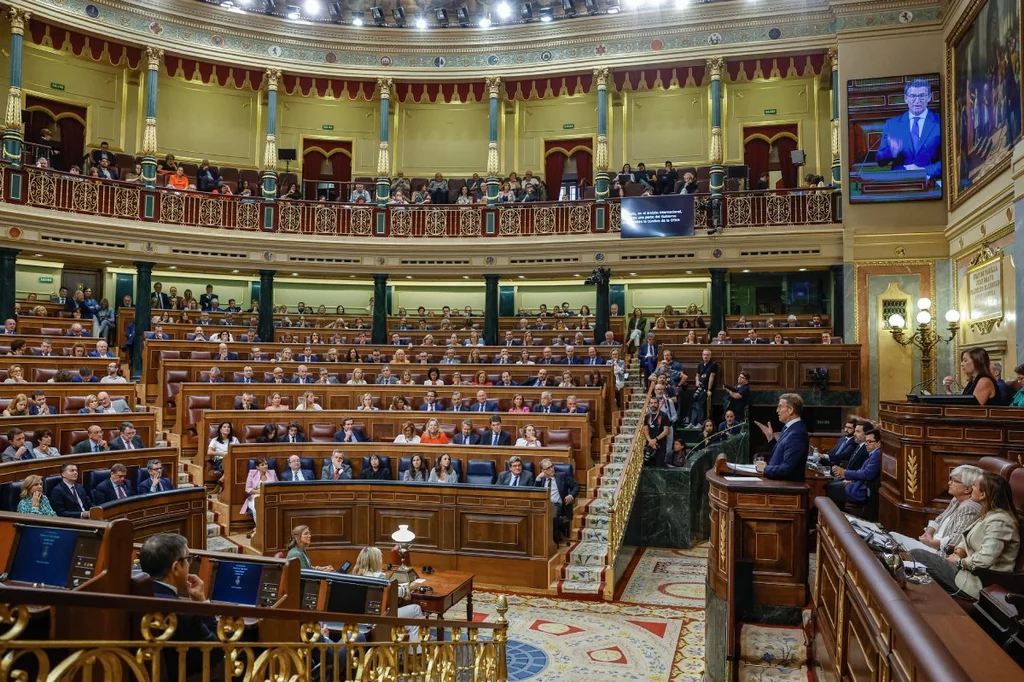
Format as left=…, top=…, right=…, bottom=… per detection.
left=565, top=540, right=608, bottom=566
left=206, top=522, right=221, bottom=538
left=206, top=510, right=215, bottom=523
left=561, top=563, right=606, bottom=583
left=557, top=579, right=603, bottom=596
left=206, top=536, right=239, bottom=553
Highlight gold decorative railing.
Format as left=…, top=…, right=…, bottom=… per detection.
left=4, top=164, right=840, bottom=237
left=603, top=377, right=656, bottom=600
left=0, top=586, right=509, bottom=682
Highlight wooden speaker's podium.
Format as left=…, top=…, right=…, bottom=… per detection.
left=704, top=458, right=810, bottom=682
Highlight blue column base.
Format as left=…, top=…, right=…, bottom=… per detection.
left=3, top=131, right=23, bottom=166
left=141, top=156, right=158, bottom=189
left=595, top=172, right=610, bottom=202
left=486, top=177, right=500, bottom=206
left=376, top=177, right=391, bottom=206
left=831, top=161, right=841, bottom=187
left=261, top=171, right=278, bottom=200
left=710, top=167, right=725, bottom=195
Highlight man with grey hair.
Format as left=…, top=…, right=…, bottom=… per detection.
left=891, top=464, right=983, bottom=554
left=139, top=459, right=173, bottom=493
left=496, top=455, right=534, bottom=487
left=93, top=463, right=136, bottom=504
left=874, top=77, right=941, bottom=180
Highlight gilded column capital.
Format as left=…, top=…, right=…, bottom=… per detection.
left=828, top=45, right=838, bottom=72
left=706, top=56, right=724, bottom=81
left=377, top=77, right=394, bottom=100
left=485, top=76, right=502, bottom=99
left=594, top=68, right=609, bottom=89
left=146, top=47, right=163, bottom=72
left=265, top=69, right=281, bottom=91
left=7, top=8, right=30, bottom=36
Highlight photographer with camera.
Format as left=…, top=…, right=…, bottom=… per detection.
left=724, top=371, right=751, bottom=421
left=688, top=348, right=718, bottom=426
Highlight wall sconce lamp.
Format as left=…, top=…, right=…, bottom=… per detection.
left=887, top=297, right=960, bottom=389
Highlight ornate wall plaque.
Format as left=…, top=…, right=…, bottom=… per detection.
left=966, top=246, right=1003, bottom=333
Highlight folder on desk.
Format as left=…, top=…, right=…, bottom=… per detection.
left=727, top=463, right=759, bottom=475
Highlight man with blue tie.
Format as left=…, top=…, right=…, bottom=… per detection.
left=496, top=456, right=534, bottom=486
left=874, top=78, right=941, bottom=181
left=484, top=416, right=512, bottom=446
left=639, top=332, right=659, bottom=377
left=584, top=346, right=603, bottom=366
left=826, top=428, right=883, bottom=509
left=470, top=389, right=499, bottom=412
left=452, top=419, right=480, bottom=446
left=235, top=366, right=255, bottom=384
left=822, top=417, right=858, bottom=466
left=502, top=330, right=520, bottom=347
left=754, top=393, right=809, bottom=481
left=1, top=318, right=16, bottom=335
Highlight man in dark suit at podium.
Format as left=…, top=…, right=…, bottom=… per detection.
left=874, top=78, right=941, bottom=181
left=754, top=393, right=809, bottom=481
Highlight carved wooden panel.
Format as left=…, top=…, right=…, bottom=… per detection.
left=737, top=516, right=796, bottom=578
left=459, top=513, right=529, bottom=555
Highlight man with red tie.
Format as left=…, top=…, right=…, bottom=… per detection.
left=93, top=463, right=137, bottom=504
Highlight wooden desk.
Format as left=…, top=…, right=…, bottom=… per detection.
left=89, top=487, right=207, bottom=549
left=403, top=570, right=474, bottom=621
left=813, top=497, right=1019, bottom=681
left=705, top=469, right=810, bottom=682
left=879, top=400, right=1024, bottom=536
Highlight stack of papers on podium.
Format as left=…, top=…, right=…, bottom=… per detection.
left=726, top=463, right=759, bottom=475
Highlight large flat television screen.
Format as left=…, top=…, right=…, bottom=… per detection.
left=210, top=560, right=264, bottom=606
left=6, top=525, right=81, bottom=588
left=620, top=195, right=695, bottom=238
left=847, top=74, right=942, bottom=203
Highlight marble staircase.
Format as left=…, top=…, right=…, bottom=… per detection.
left=557, top=359, right=645, bottom=597
left=175, top=457, right=239, bottom=554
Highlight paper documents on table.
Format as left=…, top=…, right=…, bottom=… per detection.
left=726, top=462, right=759, bottom=475
left=724, top=476, right=754, bottom=482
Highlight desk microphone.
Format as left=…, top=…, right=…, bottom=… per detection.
left=907, top=377, right=936, bottom=395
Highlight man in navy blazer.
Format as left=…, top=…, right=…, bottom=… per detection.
left=482, top=416, right=512, bottom=446
left=742, top=329, right=768, bottom=344
left=108, top=422, right=145, bottom=450
left=826, top=429, right=883, bottom=507
left=138, top=459, right=173, bottom=494
left=561, top=395, right=587, bottom=414
left=452, top=420, right=481, bottom=446
left=419, top=390, right=444, bottom=412
left=501, top=331, right=521, bottom=346
left=874, top=79, right=941, bottom=180
left=281, top=455, right=315, bottom=482
left=92, top=464, right=137, bottom=504
left=823, top=417, right=858, bottom=466
left=48, top=463, right=93, bottom=518
left=214, top=343, right=238, bottom=362
left=234, top=366, right=257, bottom=383
left=333, top=418, right=369, bottom=443
left=754, top=393, right=809, bottom=481
left=469, top=390, right=499, bottom=412
left=561, top=345, right=582, bottom=365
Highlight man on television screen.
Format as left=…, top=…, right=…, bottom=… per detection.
left=874, top=78, right=941, bottom=181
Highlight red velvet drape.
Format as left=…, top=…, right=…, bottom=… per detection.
left=301, top=151, right=325, bottom=199
left=776, top=137, right=798, bottom=189
left=743, top=138, right=770, bottom=188
left=330, top=153, right=351, bottom=185
left=574, top=150, right=592, bottom=188
left=545, top=153, right=567, bottom=200
left=57, top=118, right=85, bottom=172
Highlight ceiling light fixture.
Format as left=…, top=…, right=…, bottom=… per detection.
left=478, top=15, right=492, bottom=27
left=302, top=0, right=320, bottom=15
left=371, top=6, right=385, bottom=24
left=352, top=15, right=363, bottom=25
left=539, top=8, right=554, bottom=21
left=496, top=1, right=512, bottom=19
left=584, top=0, right=598, bottom=14
left=392, top=7, right=406, bottom=25
left=520, top=2, right=534, bottom=20
left=606, top=0, right=620, bottom=12
left=415, top=15, right=427, bottom=28
left=285, top=4, right=300, bottom=19
left=327, top=1, right=342, bottom=20
left=562, top=0, right=577, bottom=16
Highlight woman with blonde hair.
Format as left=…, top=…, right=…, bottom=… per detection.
left=286, top=525, right=334, bottom=571
left=347, top=367, right=368, bottom=385
left=77, top=394, right=100, bottom=414
left=353, top=546, right=424, bottom=639
left=2, top=393, right=29, bottom=417
left=17, top=475, right=56, bottom=516
left=420, top=418, right=449, bottom=444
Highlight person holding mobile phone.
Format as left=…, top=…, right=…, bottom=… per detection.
left=753, top=393, right=809, bottom=481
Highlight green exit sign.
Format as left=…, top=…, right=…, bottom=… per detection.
left=763, top=109, right=777, bottom=115
left=562, top=123, right=575, bottom=130
left=49, top=82, right=65, bottom=91
left=38, top=276, right=53, bottom=284
left=322, top=124, right=335, bottom=131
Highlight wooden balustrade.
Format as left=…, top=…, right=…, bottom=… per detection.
left=90, top=486, right=208, bottom=549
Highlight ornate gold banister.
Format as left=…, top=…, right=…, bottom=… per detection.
left=0, top=585, right=508, bottom=682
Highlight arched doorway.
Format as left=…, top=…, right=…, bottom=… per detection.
left=742, top=124, right=799, bottom=189
left=301, top=139, right=353, bottom=200
left=24, top=95, right=86, bottom=170
left=544, top=138, right=593, bottom=201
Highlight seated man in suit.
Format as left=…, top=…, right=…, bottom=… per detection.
left=716, top=409, right=742, bottom=438
left=138, top=533, right=220, bottom=680
left=236, top=392, right=260, bottom=410
left=496, top=455, right=535, bottom=487
left=599, top=331, right=620, bottom=346
left=97, top=391, right=132, bottom=414
left=333, top=418, right=369, bottom=443
left=561, top=345, right=581, bottom=365
left=534, top=458, right=579, bottom=543
left=753, top=393, right=809, bottom=481
left=826, top=428, right=883, bottom=510
left=483, top=415, right=512, bottom=447
left=532, top=391, right=558, bottom=414
left=292, top=365, right=314, bottom=385
left=282, top=454, right=314, bottom=482
left=235, top=366, right=257, bottom=384
left=821, top=417, right=858, bottom=466
left=825, top=419, right=871, bottom=470
left=204, top=367, right=225, bottom=383
left=448, top=391, right=467, bottom=412
left=93, top=463, right=137, bottom=504
left=561, top=395, right=587, bottom=414
left=321, top=450, right=353, bottom=480
left=470, top=389, right=499, bottom=412
left=48, top=463, right=93, bottom=518
left=214, top=343, right=238, bottom=362
left=742, top=329, right=767, bottom=344
left=502, top=330, right=521, bottom=347
left=138, top=459, right=174, bottom=493
left=873, top=78, right=941, bottom=181
left=108, top=421, right=145, bottom=450
left=72, top=425, right=109, bottom=453
left=419, top=390, right=444, bottom=412
left=88, top=340, right=116, bottom=358
left=452, top=419, right=481, bottom=446
left=147, top=324, right=170, bottom=341
left=2, top=428, right=34, bottom=462
left=523, top=368, right=551, bottom=387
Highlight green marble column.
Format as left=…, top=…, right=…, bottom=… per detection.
left=594, top=268, right=611, bottom=343
left=375, top=78, right=393, bottom=205
left=140, top=47, right=163, bottom=189
left=261, top=69, right=280, bottom=199
left=594, top=67, right=610, bottom=202
left=483, top=274, right=500, bottom=344
left=372, top=274, right=388, bottom=344
left=2, top=9, right=29, bottom=165
left=0, top=247, right=18, bottom=322
left=131, top=261, right=153, bottom=380
left=829, top=45, right=841, bottom=187
left=485, top=77, right=501, bottom=206
left=258, top=270, right=275, bottom=343
left=710, top=268, right=727, bottom=333
left=707, top=57, right=725, bottom=200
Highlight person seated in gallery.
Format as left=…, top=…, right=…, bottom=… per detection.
left=825, top=428, right=882, bottom=511
left=655, top=161, right=678, bottom=194
left=359, top=453, right=391, bottom=480
left=942, top=347, right=999, bottom=405
left=910, top=473, right=1020, bottom=601
left=428, top=173, right=449, bottom=204
left=90, top=141, right=117, bottom=167
left=167, top=166, right=189, bottom=190
left=890, top=465, right=982, bottom=555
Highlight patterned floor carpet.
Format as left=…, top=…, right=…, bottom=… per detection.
left=447, top=545, right=709, bottom=682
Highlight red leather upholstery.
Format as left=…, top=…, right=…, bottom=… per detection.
left=977, top=456, right=1020, bottom=481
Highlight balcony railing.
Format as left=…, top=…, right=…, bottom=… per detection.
left=3, top=164, right=840, bottom=237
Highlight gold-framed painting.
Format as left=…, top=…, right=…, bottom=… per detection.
left=945, top=0, right=1022, bottom=209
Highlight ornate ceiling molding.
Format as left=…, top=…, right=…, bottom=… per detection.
left=13, top=0, right=941, bottom=78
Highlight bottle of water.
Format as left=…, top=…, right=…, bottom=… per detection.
left=809, top=447, right=820, bottom=466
